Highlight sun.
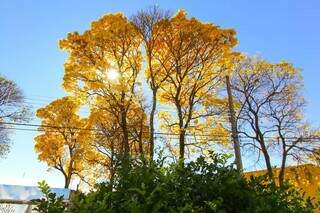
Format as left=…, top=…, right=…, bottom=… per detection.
left=107, top=68, right=120, bottom=81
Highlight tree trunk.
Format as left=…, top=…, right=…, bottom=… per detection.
left=226, top=75, right=243, bottom=171
left=110, top=139, right=115, bottom=188
left=259, top=141, right=274, bottom=179
left=253, top=112, right=274, bottom=180
left=279, top=151, right=287, bottom=187
left=138, top=115, right=144, bottom=155
left=179, top=129, right=185, bottom=160
left=149, top=89, right=157, bottom=160
left=176, top=102, right=185, bottom=160
left=120, top=107, right=129, bottom=157
left=64, top=174, right=71, bottom=189
left=120, top=108, right=130, bottom=170
left=64, top=146, right=74, bottom=189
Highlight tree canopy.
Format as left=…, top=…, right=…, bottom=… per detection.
left=33, top=8, right=320, bottom=199
left=0, top=75, right=29, bottom=158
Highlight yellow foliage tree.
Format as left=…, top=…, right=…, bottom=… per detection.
left=32, top=8, right=320, bottom=191
left=132, top=6, right=171, bottom=159
left=59, top=13, right=145, bottom=159
left=84, top=99, right=149, bottom=185
left=154, top=10, right=237, bottom=159
left=35, top=97, right=90, bottom=188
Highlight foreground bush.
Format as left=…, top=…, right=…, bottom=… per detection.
left=32, top=181, right=67, bottom=213
left=70, top=154, right=316, bottom=212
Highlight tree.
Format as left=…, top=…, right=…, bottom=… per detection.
left=0, top=75, right=29, bottom=158
left=232, top=56, right=318, bottom=184
left=155, top=11, right=237, bottom=159
left=59, top=13, right=145, bottom=160
left=132, top=6, right=171, bottom=160
left=83, top=100, right=150, bottom=187
left=35, top=97, right=89, bottom=188
left=0, top=123, right=10, bottom=158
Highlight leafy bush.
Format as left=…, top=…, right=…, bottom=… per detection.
left=249, top=175, right=316, bottom=212
left=32, top=181, right=67, bottom=213
left=71, top=154, right=317, bottom=212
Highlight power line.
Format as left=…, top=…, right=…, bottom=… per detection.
left=0, top=121, right=230, bottom=137
left=23, top=96, right=231, bottom=120
left=1, top=121, right=320, bottom=142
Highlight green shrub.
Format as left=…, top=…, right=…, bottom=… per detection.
left=32, top=181, right=67, bottom=213
left=70, top=154, right=317, bottom=212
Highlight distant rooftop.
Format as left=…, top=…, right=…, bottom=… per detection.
left=0, top=184, right=70, bottom=201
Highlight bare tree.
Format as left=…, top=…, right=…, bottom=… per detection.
left=0, top=123, right=10, bottom=158
left=0, top=75, right=29, bottom=158
left=268, top=91, right=319, bottom=186
left=232, top=56, right=319, bottom=184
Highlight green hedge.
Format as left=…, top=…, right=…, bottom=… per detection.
left=69, top=154, right=317, bottom=213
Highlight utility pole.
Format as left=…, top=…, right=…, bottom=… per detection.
left=226, top=75, right=243, bottom=170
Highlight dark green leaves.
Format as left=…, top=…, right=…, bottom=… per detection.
left=70, top=154, right=316, bottom=212
left=31, top=181, right=67, bottom=213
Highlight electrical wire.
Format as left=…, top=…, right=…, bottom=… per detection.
left=1, top=121, right=320, bottom=142
left=2, top=95, right=319, bottom=142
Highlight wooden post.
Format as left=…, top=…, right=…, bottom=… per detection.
left=226, top=75, right=243, bottom=170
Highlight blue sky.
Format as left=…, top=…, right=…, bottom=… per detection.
left=0, top=0, right=319, bottom=188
